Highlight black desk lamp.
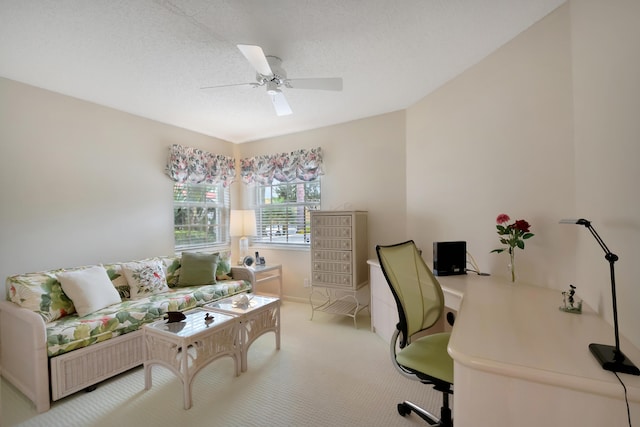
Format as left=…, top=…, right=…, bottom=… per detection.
left=560, top=218, right=640, bottom=375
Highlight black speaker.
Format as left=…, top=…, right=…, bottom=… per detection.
left=433, top=241, right=466, bottom=276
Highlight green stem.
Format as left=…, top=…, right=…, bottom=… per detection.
left=509, top=249, right=516, bottom=282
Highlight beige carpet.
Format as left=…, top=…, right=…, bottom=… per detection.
left=1, top=301, right=445, bottom=427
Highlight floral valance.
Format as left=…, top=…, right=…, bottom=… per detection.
left=240, top=147, right=324, bottom=185
left=165, top=144, right=236, bottom=187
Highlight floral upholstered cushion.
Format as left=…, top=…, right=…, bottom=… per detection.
left=121, top=259, right=170, bottom=299
left=4, top=251, right=234, bottom=323
left=103, top=263, right=130, bottom=299
left=216, top=251, right=233, bottom=280
left=7, top=270, right=75, bottom=322
left=163, top=257, right=181, bottom=287
left=7, top=265, right=128, bottom=322
left=45, top=279, right=251, bottom=356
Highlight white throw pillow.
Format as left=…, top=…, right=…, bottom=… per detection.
left=121, top=259, right=170, bottom=299
left=57, top=265, right=122, bottom=317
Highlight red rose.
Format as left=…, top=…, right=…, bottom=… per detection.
left=514, top=220, right=531, bottom=232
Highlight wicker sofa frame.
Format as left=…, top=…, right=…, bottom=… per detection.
left=0, top=265, right=255, bottom=413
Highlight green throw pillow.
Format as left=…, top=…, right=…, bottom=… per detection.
left=178, top=252, right=219, bottom=286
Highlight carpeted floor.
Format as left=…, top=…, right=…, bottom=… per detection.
left=1, top=301, right=445, bottom=426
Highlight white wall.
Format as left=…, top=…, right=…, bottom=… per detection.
left=570, top=0, right=640, bottom=350
left=406, top=4, right=575, bottom=288
left=237, top=112, right=407, bottom=301
left=0, top=78, right=234, bottom=286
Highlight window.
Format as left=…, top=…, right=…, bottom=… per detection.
left=253, top=179, right=321, bottom=246
left=173, top=182, right=230, bottom=250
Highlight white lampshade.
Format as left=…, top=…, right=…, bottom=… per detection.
left=230, top=210, right=257, bottom=237
left=230, top=210, right=257, bottom=263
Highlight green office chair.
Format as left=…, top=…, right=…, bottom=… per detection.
left=376, top=240, right=453, bottom=426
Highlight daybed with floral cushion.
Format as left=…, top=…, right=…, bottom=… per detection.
left=0, top=251, right=255, bottom=412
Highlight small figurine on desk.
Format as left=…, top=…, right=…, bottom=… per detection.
left=560, top=284, right=582, bottom=314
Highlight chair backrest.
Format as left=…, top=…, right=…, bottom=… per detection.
left=376, top=240, right=445, bottom=344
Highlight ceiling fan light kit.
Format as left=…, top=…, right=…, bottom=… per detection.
left=202, top=44, right=342, bottom=116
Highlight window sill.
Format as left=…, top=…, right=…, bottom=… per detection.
left=251, top=243, right=310, bottom=252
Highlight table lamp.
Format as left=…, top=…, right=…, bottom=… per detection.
left=230, top=210, right=257, bottom=263
left=560, top=218, right=640, bottom=375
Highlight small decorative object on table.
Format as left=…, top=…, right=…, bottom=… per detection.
left=204, top=312, right=214, bottom=324
left=232, top=293, right=253, bottom=308
left=165, top=311, right=186, bottom=323
left=560, top=284, right=582, bottom=314
left=490, top=213, right=535, bottom=282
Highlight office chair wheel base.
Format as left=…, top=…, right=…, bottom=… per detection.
left=398, top=402, right=411, bottom=416
left=398, top=400, right=444, bottom=425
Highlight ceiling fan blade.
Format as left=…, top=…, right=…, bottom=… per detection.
left=200, top=82, right=260, bottom=90
left=237, top=44, right=273, bottom=76
left=285, top=77, right=343, bottom=91
left=269, top=89, right=292, bottom=116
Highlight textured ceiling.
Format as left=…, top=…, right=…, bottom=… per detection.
left=0, top=0, right=565, bottom=143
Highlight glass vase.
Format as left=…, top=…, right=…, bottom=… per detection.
left=508, top=250, right=516, bottom=283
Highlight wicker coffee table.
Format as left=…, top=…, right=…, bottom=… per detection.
left=143, top=308, right=240, bottom=409
left=204, top=295, right=280, bottom=372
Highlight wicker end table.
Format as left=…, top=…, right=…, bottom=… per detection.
left=143, top=308, right=240, bottom=409
left=204, top=295, right=280, bottom=372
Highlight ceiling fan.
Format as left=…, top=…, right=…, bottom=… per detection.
left=201, top=44, right=343, bottom=116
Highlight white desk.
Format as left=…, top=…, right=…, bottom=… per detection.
left=449, top=278, right=640, bottom=426
left=368, top=259, right=640, bottom=425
